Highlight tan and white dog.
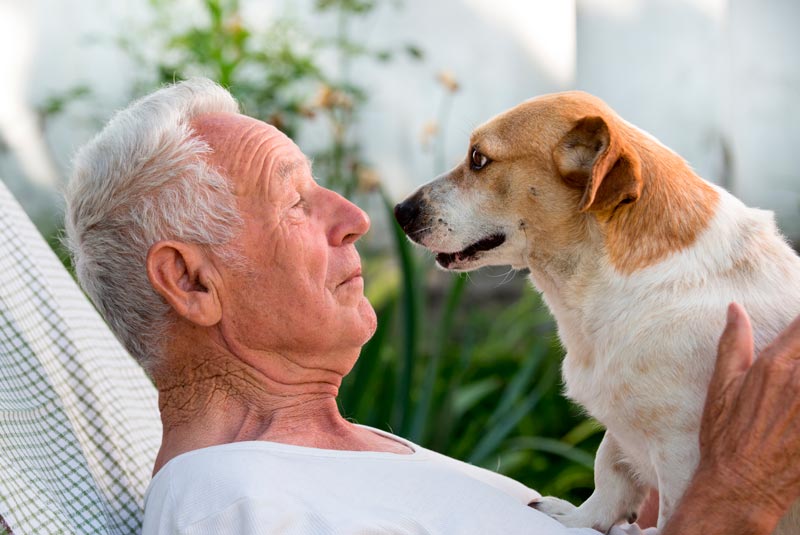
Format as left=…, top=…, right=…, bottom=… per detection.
left=394, top=91, right=800, bottom=534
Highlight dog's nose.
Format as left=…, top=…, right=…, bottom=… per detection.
left=394, top=199, right=420, bottom=232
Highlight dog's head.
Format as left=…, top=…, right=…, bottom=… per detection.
left=394, top=91, right=645, bottom=273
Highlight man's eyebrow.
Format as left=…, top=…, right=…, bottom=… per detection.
left=277, top=157, right=314, bottom=179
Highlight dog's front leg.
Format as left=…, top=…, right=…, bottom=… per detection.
left=534, top=432, right=648, bottom=533
left=652, top=434, right=699, bottom=528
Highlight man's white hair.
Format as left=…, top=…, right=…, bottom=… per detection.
left=64, top=78, right=243, bottom=375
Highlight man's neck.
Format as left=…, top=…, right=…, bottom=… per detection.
left=152, top=348, right=411, bottom=474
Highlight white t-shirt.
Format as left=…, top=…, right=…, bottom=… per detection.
left=142, top=426, right=605, bottom=535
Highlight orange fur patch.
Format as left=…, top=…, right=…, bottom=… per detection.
left=599, top=128, right=720, bottom=274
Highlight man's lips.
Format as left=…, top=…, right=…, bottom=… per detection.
left=339, top=267, right=363, bottom=286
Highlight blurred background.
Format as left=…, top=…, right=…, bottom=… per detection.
left=1, top=0, right=797, bottom=503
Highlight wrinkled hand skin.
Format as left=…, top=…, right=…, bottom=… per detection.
left=662, top=303, right=800, bottom=535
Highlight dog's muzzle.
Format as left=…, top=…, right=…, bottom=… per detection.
left=394, top=192, right=429, bottom=242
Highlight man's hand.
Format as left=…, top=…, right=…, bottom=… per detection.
left=701, top=303, right=800, bottom=515
left=663, top=303, right=800, bottom=535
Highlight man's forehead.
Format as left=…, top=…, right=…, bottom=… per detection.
left=190, top=112, right=312, bottom=189
left=190, top=112, right=282, bottom=145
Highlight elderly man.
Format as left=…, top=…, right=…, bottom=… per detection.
left=64, top=78, right=800, bottom=535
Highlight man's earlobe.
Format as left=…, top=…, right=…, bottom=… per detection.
left=146, top=241, right=222, bottom=327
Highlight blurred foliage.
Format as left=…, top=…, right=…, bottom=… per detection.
left=37, top=85, right=91, bottom=123
left=84, top=0, right=600, bottom=503
left=118, top=0, right=422, bottom=198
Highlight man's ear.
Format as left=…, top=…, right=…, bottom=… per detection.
left=146, top=241, right=222, bottom=327
left=553, top=115, right=642, bottom=213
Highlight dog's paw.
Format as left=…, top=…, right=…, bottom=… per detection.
left=531, top=496, right=578, bottom=519
left=532, top=496, right=593, bottom=528
left=531, top=496, right=617, bottom=532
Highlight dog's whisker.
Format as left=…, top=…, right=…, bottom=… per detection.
left=495, top=269, right=514, bottom=287
left=499, top=268, right=517, bottom=286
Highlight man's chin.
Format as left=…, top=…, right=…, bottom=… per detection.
left=353, top=299, right=378, bottom=346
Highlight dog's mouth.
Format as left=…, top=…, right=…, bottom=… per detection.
left=435, top=233, right=506, bottom=269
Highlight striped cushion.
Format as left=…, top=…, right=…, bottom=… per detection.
left=0, top=180, right=161, bottom=534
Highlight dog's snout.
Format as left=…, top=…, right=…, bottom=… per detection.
left=394, top=197, right=422, bottom=232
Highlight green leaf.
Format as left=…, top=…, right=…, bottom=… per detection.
left=562, top=419, right=604, bottom=446
left=381, top=189, right=419, bottom=435
left=375, top=50, right=392, bottom=62
left=37, top=85, right=91, bottom=117
left=506, top=436, right=596, bottom=468
left=405, top=44, right=424, bottom=60
left=453, top=378, right=502, bottom=417
left=340, top=303, right=394, bottom=418
left=487, top=344, right=546, bottom=428
left=467, top=362, right=559, bottom=465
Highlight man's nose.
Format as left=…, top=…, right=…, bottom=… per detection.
left=330, top=192, right=370, bottom=245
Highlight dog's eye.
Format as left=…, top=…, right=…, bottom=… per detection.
left=470, top=148, right=490, bottom=170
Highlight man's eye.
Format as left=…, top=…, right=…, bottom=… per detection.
left=288, top=198, right=307, bottom=215
left=470, top=148, right=490, bottom=170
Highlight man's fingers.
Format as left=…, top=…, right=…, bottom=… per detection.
left=708, top=303, right=754, bottom=398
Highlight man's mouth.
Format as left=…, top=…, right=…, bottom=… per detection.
left=435, top=233, right=506, bottom=268
left=339, top=267, right=363, bottom=287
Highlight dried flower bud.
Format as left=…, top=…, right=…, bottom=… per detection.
left=224, top=14, right=244, bottom=33
left=420, top=120, right=439, bottom=150
left=268, top=113, right=285, bottom=132
left=314, top=85, right=353, bottom=111
left=299, top=105, right=316, bottom=119
left=437, top=70, right=460, bottom=93
left=356, top=167, right=381, bottom=193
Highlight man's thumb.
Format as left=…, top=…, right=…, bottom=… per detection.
left=709, top=303, right=754, bottom=397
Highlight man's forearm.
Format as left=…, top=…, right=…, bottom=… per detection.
left=662, top=466, right=783, bottom=535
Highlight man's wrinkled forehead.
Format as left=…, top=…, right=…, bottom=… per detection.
left=189, top=112, right=311, bottom=194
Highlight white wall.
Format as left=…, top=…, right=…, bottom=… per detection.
left=1, top=0, right=798, bottom=239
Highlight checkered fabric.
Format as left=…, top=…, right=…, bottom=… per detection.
left=0, top=180, right=162, bottom=534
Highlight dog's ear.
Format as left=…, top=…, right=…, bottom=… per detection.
left=553, top=116, right=642, bottom=213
